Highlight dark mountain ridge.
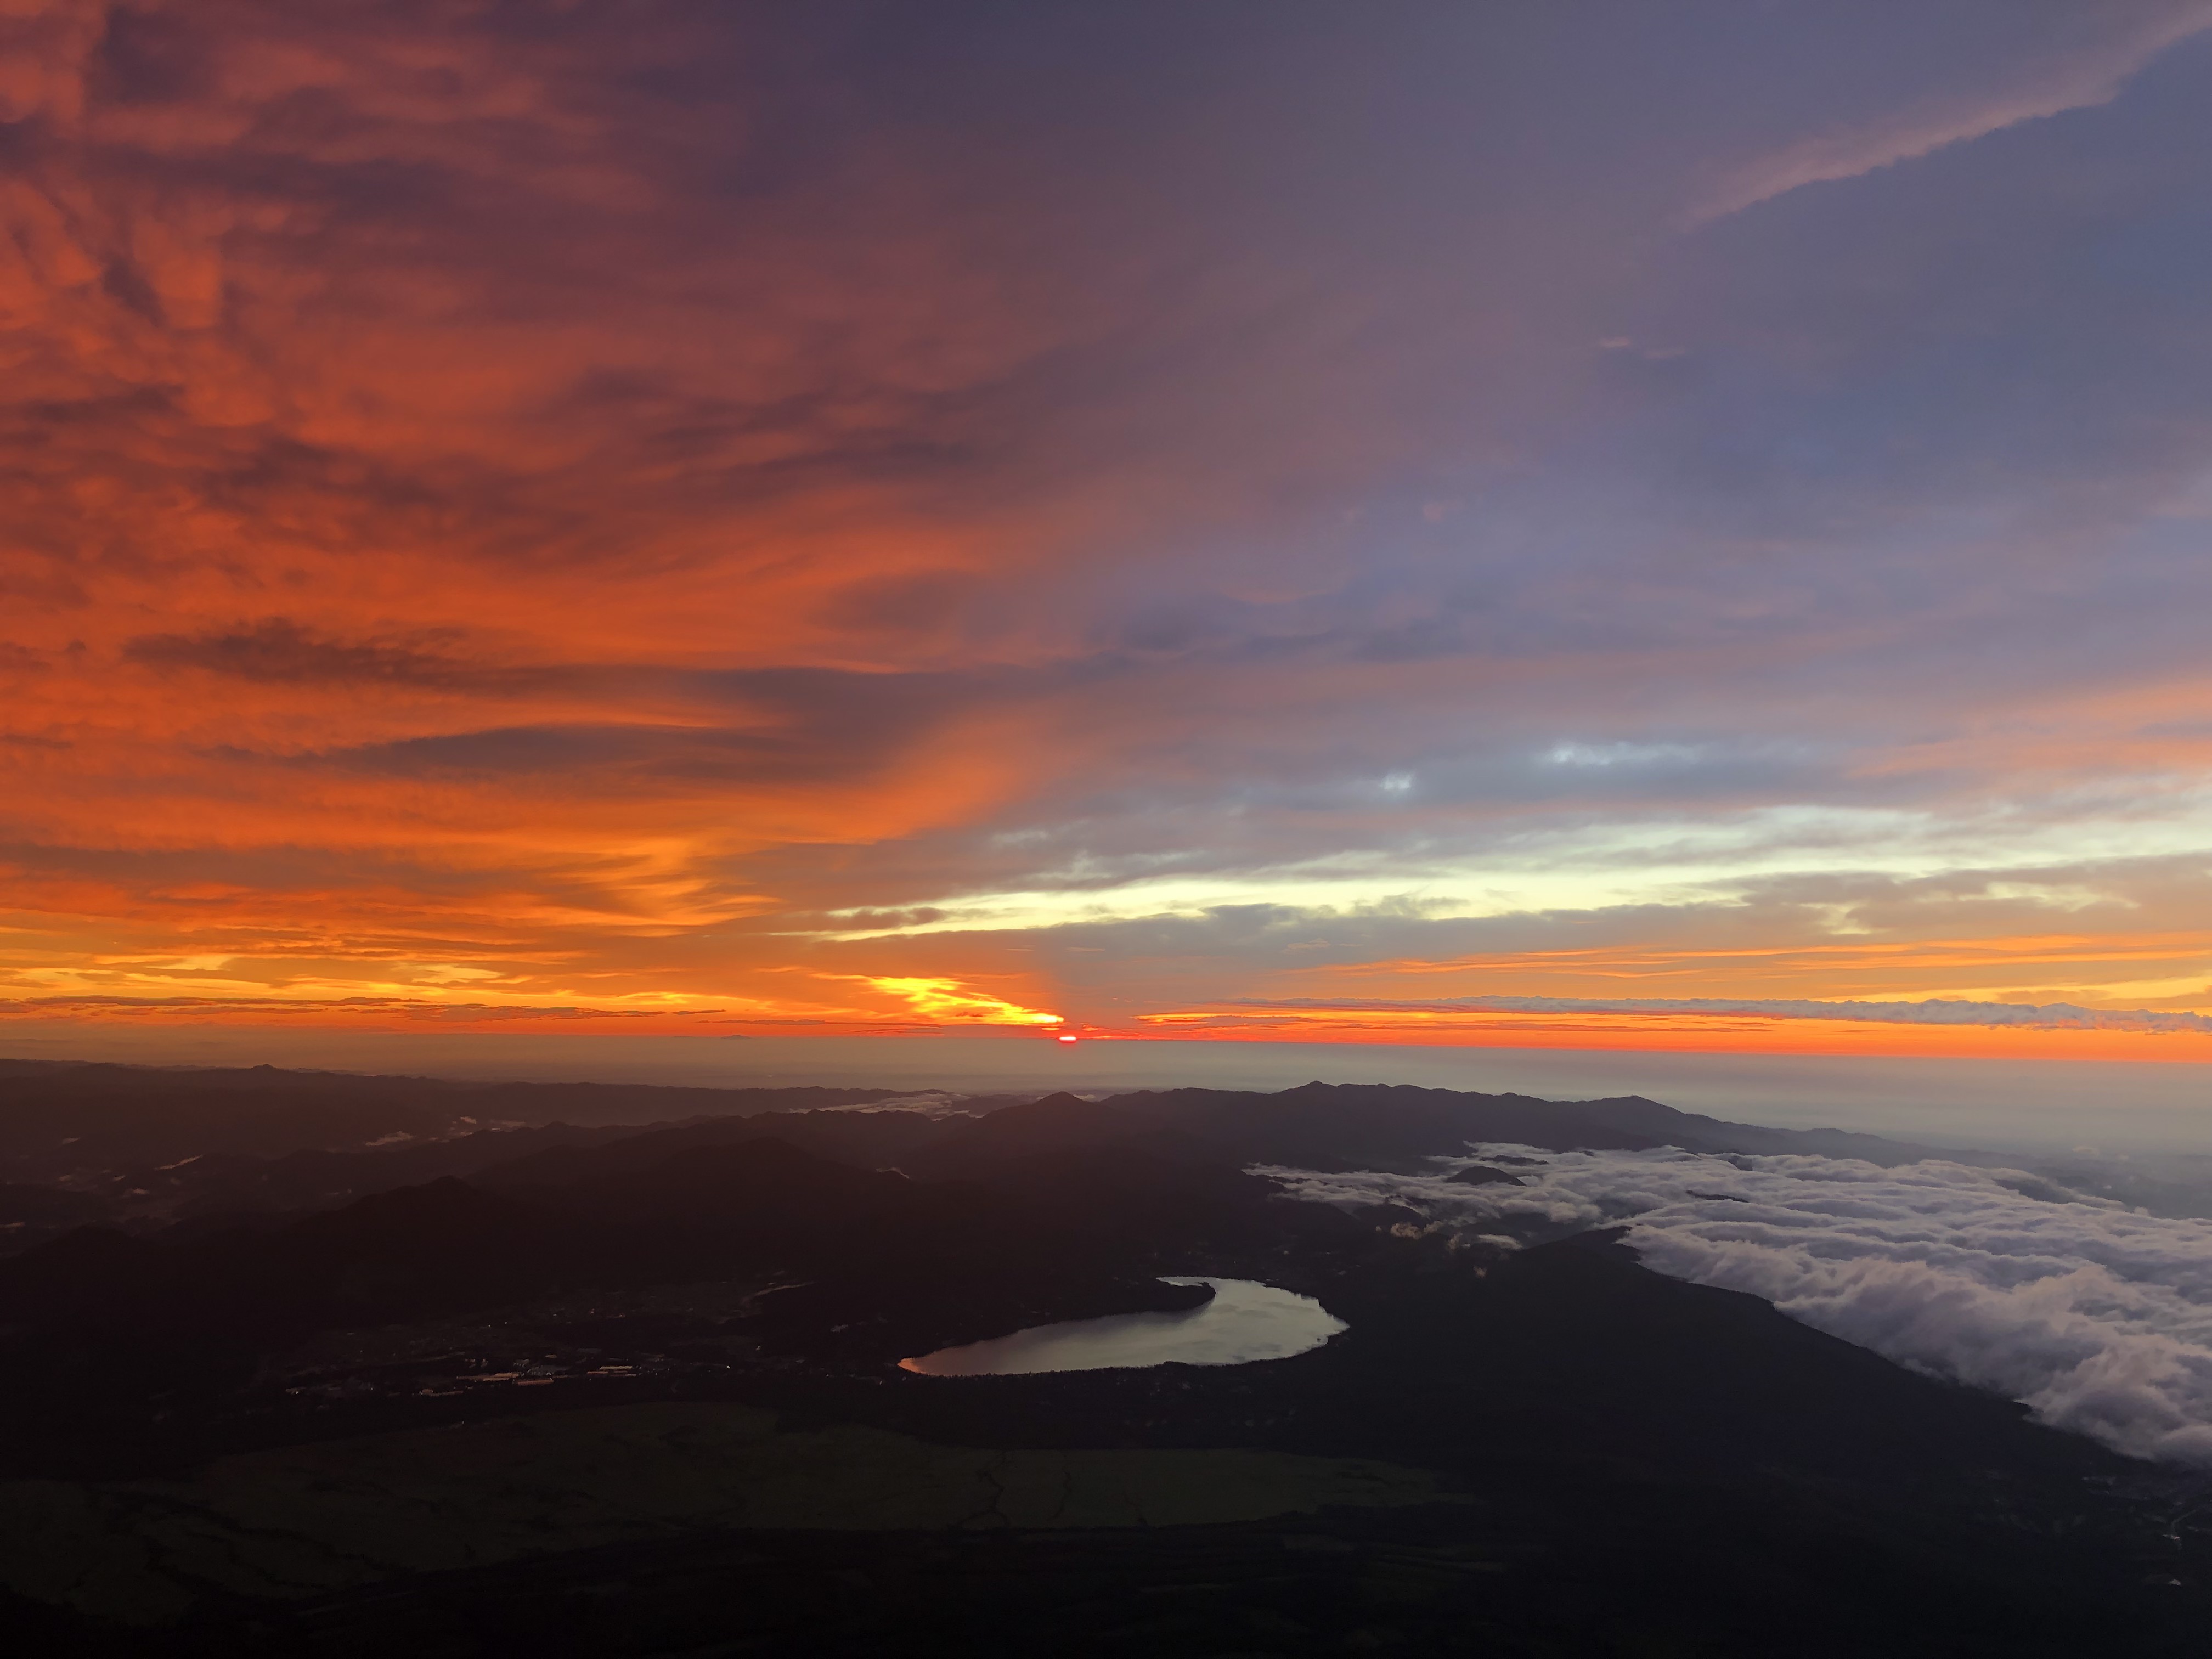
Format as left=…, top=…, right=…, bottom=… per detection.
left=0, top=1057, right=971, bottom=1184
left=0, top=1064, right=1976, bottom=1259
left=0, top=1057, right=1959, bottom=1212
left=1085, top=1080, right=1952, bottom=1167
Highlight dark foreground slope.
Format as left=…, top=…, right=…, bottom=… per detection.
left=2, top=1081, right=2208, bottom=1655
left=2, top=1216, right=2198, bottom=1658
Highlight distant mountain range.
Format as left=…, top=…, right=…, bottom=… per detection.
left=0, top=1058, right=1955, bottom=1249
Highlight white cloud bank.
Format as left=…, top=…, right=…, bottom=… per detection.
left=1262, top=1148, right=2212, bottom=1465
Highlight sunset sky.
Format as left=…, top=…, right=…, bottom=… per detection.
left=7, top=1, right=2212, bottom=1077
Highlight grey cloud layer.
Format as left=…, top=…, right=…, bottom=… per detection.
left=1233, top=996, right=2212, bottom=1034
left=1266, top=1149, right=2212, bottom=1464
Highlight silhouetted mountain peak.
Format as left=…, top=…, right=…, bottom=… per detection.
left=1446, top=1164, right=1527, bottom=1187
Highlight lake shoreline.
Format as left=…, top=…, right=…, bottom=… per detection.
left=899, top=1277, right=1346, bottom=1377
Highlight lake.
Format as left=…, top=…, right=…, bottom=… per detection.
left=897, top=1277, right=1346, bottom=1376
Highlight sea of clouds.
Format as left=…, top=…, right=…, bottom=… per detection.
left=1261, top=1148, right=2212, bottom=1466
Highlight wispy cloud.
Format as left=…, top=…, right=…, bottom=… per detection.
left=1205, top=994, right=2212, bottom=1035
left=1687, top=3, right=2212, bottom=222
left=125, top=620, right=498, bottom=690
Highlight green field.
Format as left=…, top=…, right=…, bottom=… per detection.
left=0, top=1403, right=1448, bottom=1625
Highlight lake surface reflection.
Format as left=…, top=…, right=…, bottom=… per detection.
left=898, top=1277, right=1346, bottom=1376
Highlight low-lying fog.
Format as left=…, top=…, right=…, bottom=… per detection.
left=1268, top=1149, right=2212, bottom=1466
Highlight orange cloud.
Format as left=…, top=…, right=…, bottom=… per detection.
left=5, top=3, right=2212, bottom=1068
left=0, top=2, right=1116, bottom=1036
left=1294, top=933, right=2212, bottom=1008
left=1137, top=1006, right=2212, bottom=1063
left=842, top=977, right=1063, bottom=1028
